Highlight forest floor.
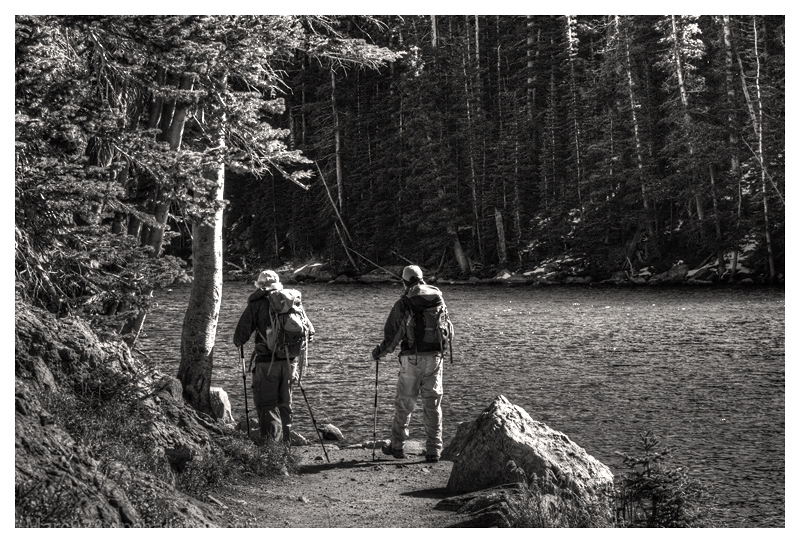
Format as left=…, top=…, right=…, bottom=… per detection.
left=208, top=440, right=469, bottom=528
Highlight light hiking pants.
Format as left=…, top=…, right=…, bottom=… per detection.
left=251, top=357, right=295, bottom=443
left=391, top=354, right=443, bottom=456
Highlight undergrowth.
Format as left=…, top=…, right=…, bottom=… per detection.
left=17, top=363, right=294, bottom=527
left=176, top=437, right=295, bottom=498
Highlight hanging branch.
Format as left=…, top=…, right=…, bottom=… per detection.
left=346, top=246, right=402, bottom=281
left=315, top=160, right=353, bottom=242
left=741, top=137, right=785, bottom=206
left=334, top=222, right=358, bottom=270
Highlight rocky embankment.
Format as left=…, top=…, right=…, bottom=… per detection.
left=15, top=298, right=222, bottom=527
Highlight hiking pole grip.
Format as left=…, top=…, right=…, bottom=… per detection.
left=240, top=346, right=251, bottom=437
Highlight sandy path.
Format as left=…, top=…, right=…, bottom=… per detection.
left=208, top=440, right=467, bottom=528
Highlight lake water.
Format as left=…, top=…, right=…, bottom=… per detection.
left=139, top=282, right=785, bottom=527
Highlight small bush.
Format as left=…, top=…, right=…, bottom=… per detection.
left=176, top=437, right=295, bottom=498
left=614, top=431, right=712, bottom=527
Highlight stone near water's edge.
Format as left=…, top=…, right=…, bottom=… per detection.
left=440, top=395, right=613, bottom=516
left=210, top=386, right=234, bottom=424
left=320, top=423, right=344, bottom=441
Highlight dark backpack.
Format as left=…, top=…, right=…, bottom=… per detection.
left=257, top=288, right=314, bottom=359
left=404, top=284, right=454, bottom=354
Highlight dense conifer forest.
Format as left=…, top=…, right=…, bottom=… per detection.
left=16, top=15, right=785, bottom=332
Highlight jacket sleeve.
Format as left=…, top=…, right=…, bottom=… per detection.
left=233, top=304, right=254, bottom=347
left=375, top=298, right=409, bottom=358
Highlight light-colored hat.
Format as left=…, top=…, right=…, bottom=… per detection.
left=402, top=265, right=423, bottom=282
left=254, top=270, right=283, bottom=290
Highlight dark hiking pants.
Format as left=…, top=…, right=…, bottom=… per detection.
left=251, top=356, right=293, bottom=443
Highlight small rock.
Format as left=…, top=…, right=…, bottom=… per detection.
left=321, top=423, right=344, bottom=441
left=298, top=496, right=309, bottom=503
left=209, top=387, right=235, bottom=424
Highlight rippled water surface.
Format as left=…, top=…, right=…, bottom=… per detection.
left=139, top=282, right=785, bottom=527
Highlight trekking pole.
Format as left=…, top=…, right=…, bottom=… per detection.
left=239, top=346, right=251, bottom=436
left=297, top=377, right=330, bottom=463
left=298, top=341, right=330, bottom=463
left=372, top=356, right=379, bottom=461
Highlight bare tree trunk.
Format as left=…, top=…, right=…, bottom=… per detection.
left=331, top=69, right=344, bottom=212
left=122, top=72, right=195, bottom=345
left=670, top=16, right=705, bottom=225
left=619, top=17, right=651, bottom=219
left=178, top=105, right=226, bottom=416
left=462, top=19, right=482, bottom=260
left=565, top=15, right=584, bottom=217
left=448, top=225, right=471, bottom=276
left=723, top=16, right=742, bottom=282
left=150, top=73, right=196, bottom=257
left=494, top=208, right=507, bottom=266
left=512, top=118, right=523, bottom=263
left=751, top=18, right=775, bottom=280
left=431, top=15, right=437, bottom=48
left=709, top=165, right=726, bottom=277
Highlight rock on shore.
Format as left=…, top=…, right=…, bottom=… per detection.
left=441, top=395, right=613, bottom=512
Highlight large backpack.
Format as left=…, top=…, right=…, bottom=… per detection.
left=257, top=289, right=314, bottom=359
left=404, top=284, right=454, bottom=355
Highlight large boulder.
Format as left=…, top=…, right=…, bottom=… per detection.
left=441, top=396, right=613, bottom=506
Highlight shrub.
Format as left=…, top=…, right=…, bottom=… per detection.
left=614, top=431, right=713, bottom=527
left=176, top=436, right=295, bottom=498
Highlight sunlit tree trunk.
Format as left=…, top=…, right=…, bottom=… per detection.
left=669, top=16, right=705, bottom=224
left=462, top=17, right=482, bottom=260
left=750, top=18, right=776, bottom=280
left=178, top=82, right=227, bottom=415
left=618, top=17, right=651, bottom=225
left=723, top=16, right=742, bottom=282
left=332, top=68, right=344, bottom=212
left=565, top=15, right=584, bottom=217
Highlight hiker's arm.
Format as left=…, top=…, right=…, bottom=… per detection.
left=233, top=305, right=254, bottom=347
left=372, top=299, right=407, bottom=359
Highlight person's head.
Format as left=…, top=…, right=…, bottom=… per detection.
left=402, top=265, right=424, bottom=289
left=254, top=269, right=283, bottom=291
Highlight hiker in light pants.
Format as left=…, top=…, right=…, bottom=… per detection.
left=392, top=353, right=444, bottom=459
left=371, top=265, right=452, bottom=463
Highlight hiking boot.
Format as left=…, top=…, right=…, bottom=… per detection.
left=381, top=443, right=405, bottom=459
left=425, top=454, right=440, bottom=463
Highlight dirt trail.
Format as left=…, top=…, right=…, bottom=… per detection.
left=209, top=440, right=468, bottom=528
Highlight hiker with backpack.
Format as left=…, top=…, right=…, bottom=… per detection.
left=370, top=265, right=453, bottom=463
left=234, top=270, right=315, bottom=444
